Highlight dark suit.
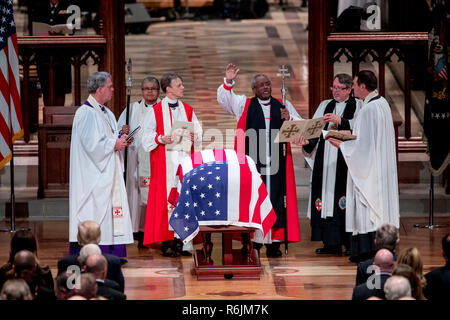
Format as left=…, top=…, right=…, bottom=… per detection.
left=352, top=273, right=391, bottom=300
left=355, top=252, right=397, bottom=286
left=423, top=261, right=450, bottom=301
left=57, top=253, right=124, bottom=292
left=96, top=280, right=126, bottom=300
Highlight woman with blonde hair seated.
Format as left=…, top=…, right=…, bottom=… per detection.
left=397, top=247, right=427, bottom=299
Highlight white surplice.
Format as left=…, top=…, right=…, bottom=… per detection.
left=303, top=98, right=362, bottom=220
left=69, top=95, right=133, bottom=245
left=340, top=91, right=400, bottom=235
left=118, top=98, right=160, bottom=233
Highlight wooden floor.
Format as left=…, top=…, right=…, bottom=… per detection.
left=1, top=217, right=449, bottom=300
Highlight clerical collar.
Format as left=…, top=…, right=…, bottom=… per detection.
left=363, top=90, right=379, bottom=105
left=258, top=98, right=271, bottom=106
left=166, top=97, right=178, bottom=109
left=144, top=102, right=157, bottom=108
left=85, top=95, right=106, bottom=112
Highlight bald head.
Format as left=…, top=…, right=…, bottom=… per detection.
left=73, top=273, right=97, bottom=300
left=86, top=254, right=108, bottom=280
left=13, top=250, right=36, bottom=274
left=373, top=249, right=395, bottom=273
left=77, top=221, right=101, bottom=246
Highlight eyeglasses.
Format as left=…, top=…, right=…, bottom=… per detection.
left=330, top=86, right=349, bottom=91
left=142, top=88, right=159, bottom=91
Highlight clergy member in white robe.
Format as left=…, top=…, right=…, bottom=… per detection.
left=118, top=76, right=161, bottom=247
left=217, top=63, right=301, bottom=257
left=69, top=72, right=133, bottom=258
left=295, top=74, right=362, bottom=256
left=141, top=73, right=202, bottom=257
left=327, top=70, right=400, bottom=263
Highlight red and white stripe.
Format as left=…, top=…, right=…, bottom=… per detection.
left=170, top=149, right=277, bottom=238
left=438, top=65, right=447, bottom=80
left=0, top=31, right=23, bottom=169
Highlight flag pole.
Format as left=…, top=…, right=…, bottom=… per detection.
left=123, top=58, right=133, bottom=184
left=277, top=65, right=290, bottom=255
left=414, top=174, right=448, bottom=229
left=1, top=112, right=28, bottom=234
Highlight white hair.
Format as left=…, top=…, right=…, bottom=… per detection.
left=87, top=72, right=111, bottom=94
left=78, top=244, right=101, bottom=266
left=384, top=276, right=412, bottom=300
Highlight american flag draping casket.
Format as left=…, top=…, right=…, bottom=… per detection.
left=168, top=149, right=277, bottom=244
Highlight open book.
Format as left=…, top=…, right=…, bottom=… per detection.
left=323, top=130, right=357, bottom=141
left=167, top=121, right=194, bottom=152
left=32, top=22, right=75, bottom=36
left=126, top=126, right=141, bottom=142
left=275, top=117, right=326, bottom=143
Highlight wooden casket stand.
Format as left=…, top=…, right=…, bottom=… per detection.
left=194, top=226, right=261, bottom=280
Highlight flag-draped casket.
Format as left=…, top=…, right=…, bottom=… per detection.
left=169, top=149, right=277, bottom=244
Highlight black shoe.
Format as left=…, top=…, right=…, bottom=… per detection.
left=315, top=246, right=342, bottom=255
left=266, top=243, right=282, bottom=258
left=180, top=250, right=192, bottom=256
left=162, top=247, right=180, bottom=258
left=172, top=238, right=184, bottom=253
left=119, top=258, right=128, bottom=265
left=162, top=241, right=180, bottom=258
left=349, top=253, right=369, bottom=263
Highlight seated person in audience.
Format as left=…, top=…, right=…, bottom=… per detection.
left=397, top=247, right=426, bottom=298
left=384, top=275, right=413, bottom=300
left=1, top=279, right=34, bottom=300
left=72, top=273, right=98, bottom=300
left=78, top=244, right=102, bottom=270
left=0, top=230, right=53, bottom=292
left=58, top=221, right=125, bottom=292
left=352, top=249, right=394, bottom=300
left=355, top=224, right=399, bottom=286
left=11, top=250, right=55, bottom=300
left=85, top=254, right=126, bottom=300
left=392, top=263, right=425, bottom=300
left=55, top=272, right=75, bottom=300
left=423, top=233, right=450, bottom=301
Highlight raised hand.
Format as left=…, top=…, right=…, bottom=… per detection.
left=225, top=63, right=240, bottom=84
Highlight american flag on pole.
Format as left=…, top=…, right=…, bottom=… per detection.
left=169, top=149, right=277, bottom=244
left=0, top=0, right=23, bottom=170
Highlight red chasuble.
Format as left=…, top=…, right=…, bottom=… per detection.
left=143, top=101, right=194, bottom=245
left=235, top=98, right=300, bottom=242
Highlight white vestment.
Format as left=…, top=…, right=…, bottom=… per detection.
left=304, top=98, right=362, bottom=220
left=69, top=95, right=133, bottom=245
left=141, top=97, right=202, bottom=250
left=118, top=98, right=160, bottom=233
left=340, top=91, right=400, bottom=235
left=217, top=79, right=302, bottom=243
